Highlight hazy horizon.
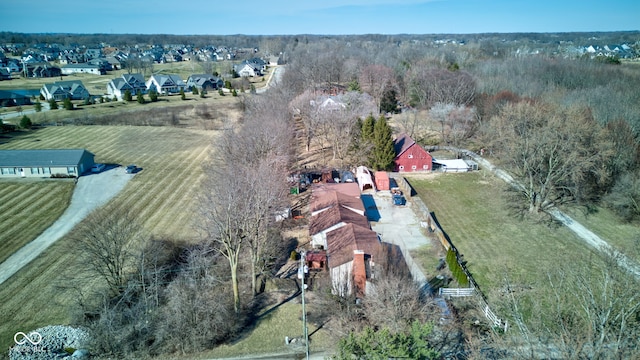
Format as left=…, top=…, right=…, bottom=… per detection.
left=1, top=0, right=638, bottom=36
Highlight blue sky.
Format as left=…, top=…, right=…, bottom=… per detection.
left=1, top=0, right=638, bottom=35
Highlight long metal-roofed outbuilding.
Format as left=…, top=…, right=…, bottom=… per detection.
left=0, top=149, right=95, bottom=178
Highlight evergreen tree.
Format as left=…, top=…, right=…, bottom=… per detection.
left=63, top=97, right=73, bottom=110
left=347, top=79, right=361, bottom=92
left=361, top=114, right=376, bottom=143
left=19, top=115, right=32, bottom=129
left=123, top=90, right=132, bottom=102
left=136, top=91, right=145, bottom=104
left=191, top=86, right=199, bottom=95
left=380, top=87, right=399, bottom=114
left=180, top=88, right=186, bottom=100
left=48, top=99, right=58, bottom=110
left=34, top=101, right=42, bottom=112
left=149, top=89, right=158, bottom=102
left=231, top=88, right=238, bottom=97
left=372, top=115, right=396, bottom=171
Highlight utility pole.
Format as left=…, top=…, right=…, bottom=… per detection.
left=298, top=251, right=309, bottom=360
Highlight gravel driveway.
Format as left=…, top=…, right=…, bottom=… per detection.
left=0, top=166, right=133, bottom=285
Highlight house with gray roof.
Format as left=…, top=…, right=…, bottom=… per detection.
left=186, top=74, right=224, bottom=91
left=40, top=80, right=90, bottom=101
left=146, top=74, right=186, bottom=95
left=107, top=73, right=147, bottom=100
left=0, top=149, right=95, bottom=178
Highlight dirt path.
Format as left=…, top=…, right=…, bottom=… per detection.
left=0, top=166, right=133, bottom=285
left=448, top=146, right=640, bottom=279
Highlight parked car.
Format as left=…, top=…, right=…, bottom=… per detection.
left=125, top=165, right=137, bottom=174
left=91, top=163, right=106, bottom=173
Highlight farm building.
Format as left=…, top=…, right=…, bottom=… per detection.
left=0, top=149, right=95, bottom=178
left=432, top=159, right=471, bottom=173
left=393, top=133, right=433, bottom=172
left=373, top=171, right=390, bottom=191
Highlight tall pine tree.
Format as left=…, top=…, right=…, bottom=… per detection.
left=361, top=114, right=376, bottom=143
left=372, top=115, right=396, bottom=171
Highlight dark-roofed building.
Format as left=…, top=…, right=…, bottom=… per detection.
left=146, top=74, right=186, bottom=95
left=310, top=182, right=361, bottom=199
left=40, top=80, right=90, bottom=101
left=310, top=190, right=365, bottom=217
left=393, top=133, right=433, bottom=172
left=106, top=73, right=147, bottom=100
left=309, top=204, right=370, bottom=250
left=186, top=74, right=224, bottom=91
left=0, top=149, right=95, bottom=178
left=326, top=223, right=383, bottom=296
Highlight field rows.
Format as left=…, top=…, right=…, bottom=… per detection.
left=0, top=182, right=74, bottom=264
left=0, top=125, right=218, bottom=352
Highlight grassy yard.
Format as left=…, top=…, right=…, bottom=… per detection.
left=0, top=180, right=75, bottom=264
left=407, top=172, right=604, bottom=305
left=0, top=125, right=218, bottom=353
left=563, top=206, right=640, bottom=262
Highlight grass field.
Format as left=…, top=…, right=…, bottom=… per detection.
left=0, top=125, right=218, bottom=353
left=407, top=172, right=607, bottom=305
left=563, top=206, right=640, bottom=262
left=0, top=180, right=75, bottom=264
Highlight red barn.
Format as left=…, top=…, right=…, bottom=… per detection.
left=393, top=133, right=432, bottom=172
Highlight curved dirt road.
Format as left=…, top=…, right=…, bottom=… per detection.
left=0, top=167, right=133, bottom=285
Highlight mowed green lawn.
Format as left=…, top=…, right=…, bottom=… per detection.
left=407, top=172, right=604, bottom=303
left=0, top=181, right=75, bottom=264
left=0, top=125, right=218, bottom=353
left=563, top=206, right=640, bottom=263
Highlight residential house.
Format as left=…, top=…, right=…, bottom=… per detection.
left=0, top=149, right=95, bottom=178
left=61, top=63, right=105, bottom=75
left=326, top=223, right=383, bottom=297
left=0, top=90, right=32, bottom=107
left=234, top=62, right=262, bottom=77
left=29, top=63, right=61, bottom=78
left=0, top=68, right=10, bottom=81
left=146, top=74, right=186, bottom=95
left=309, top=201, right=370, bottom=250
left=40, top=80, right=90, bottom=101
left=6, top=61, right=20, bottom=73
left=186, top=74, right=224, bottom=91
left=107, top=73, right=146, bottom=100
left=393, top=133, right=433, bottom=172
left=310, top=190, right=366, bottom=217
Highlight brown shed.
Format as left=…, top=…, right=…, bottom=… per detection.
left=374, top=171, right=390, bottom=191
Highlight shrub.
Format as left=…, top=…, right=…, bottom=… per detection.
left=290, top=250, right=299, bottom=261
left=19, top=115, right=32, bottom=129
left=34, top=101, right=42, bottom=112
left=218, top=89, right=225, bottom=96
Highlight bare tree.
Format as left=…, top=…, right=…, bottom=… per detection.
left=487, top=101, right=612, bottom=215
left=73, top=208, right=146, bottom=296
left=359, top=64, right=397, bottom=111
left=429, top=102, right=478, bottom=147
left=494, top=251, right=640, bottom=360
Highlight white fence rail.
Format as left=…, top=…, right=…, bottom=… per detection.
left=439, top=287, right=476, bottom=298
